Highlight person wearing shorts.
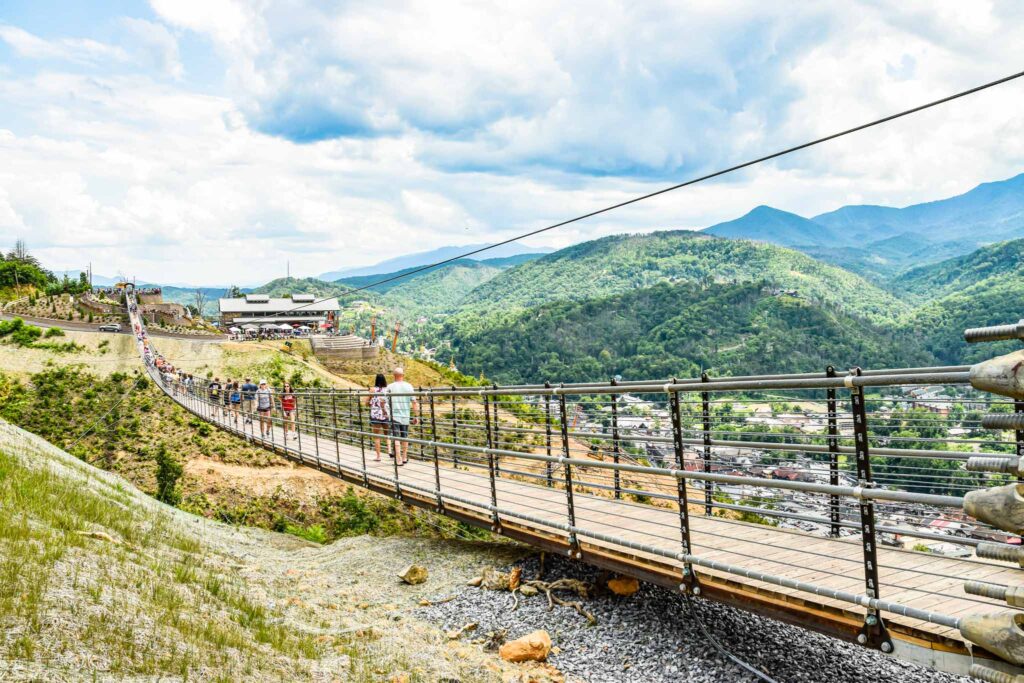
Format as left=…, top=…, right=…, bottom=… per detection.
left=241, top=378, right=257, bottom=426
left=229, top=382, right=242, bottom=424
left=280, top=383, right=297, bottom=440
left=256, top=379, right=273, bottom=438
left=366, top=373, right=390, bottom=461
left=386, top=367, right=417, bottom=466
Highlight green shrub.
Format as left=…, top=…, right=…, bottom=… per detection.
left=44, top=326, right=64, bottom=338
left=154, top=444, right=183, bottom=506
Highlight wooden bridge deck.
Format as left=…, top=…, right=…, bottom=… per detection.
left=181, top=398, right=1020, bottom=660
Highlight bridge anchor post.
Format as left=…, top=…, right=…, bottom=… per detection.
left=669, top=383, right=698, bottom=594
left=558, top=389, right=580, bottom=558
left=849, top=368, right=893, bottom=654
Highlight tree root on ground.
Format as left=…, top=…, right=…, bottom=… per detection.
left=511, top=578, right=596, bottom=625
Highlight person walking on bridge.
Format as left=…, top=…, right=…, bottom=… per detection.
left=229, top=381, right=242, bottom=425
left=366, top=373, right=390, bottom=462
left=241, top=378, right=257, bottom=427
left=280, top=383, right=297, bottom=440
left=386, top=367, right=416, bottom=466
left=222, top=378, right=233, bottom=419
left=208, top=377, right=222, bottom=421
left=256, top=379, right=274, bottom=438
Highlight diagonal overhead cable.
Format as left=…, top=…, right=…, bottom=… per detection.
left=238, top=68, right=1024, bottom=325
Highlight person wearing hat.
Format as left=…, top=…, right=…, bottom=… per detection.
left=255, top=379, right=274, bottom=439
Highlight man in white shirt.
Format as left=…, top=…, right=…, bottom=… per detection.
left=386, top=367, right=417, bottom=465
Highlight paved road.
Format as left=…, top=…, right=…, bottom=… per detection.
left=0, top=312, right=226, bottom=343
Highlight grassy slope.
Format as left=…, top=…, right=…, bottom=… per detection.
left=450, top=232, right=909, bottom=333
left=0, top=421, right=323, bottom=680
left=0, top=420, right=523, bottom=681
left=0, top=350, right=477, bottom=544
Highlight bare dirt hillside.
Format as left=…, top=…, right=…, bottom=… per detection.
left=0, top=420, right=536, bottom=682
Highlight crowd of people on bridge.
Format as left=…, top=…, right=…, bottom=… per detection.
left=132, top=295, right=418, bottom=466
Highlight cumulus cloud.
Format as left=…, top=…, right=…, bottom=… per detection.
left=1, top=1, right=1024, bottom=284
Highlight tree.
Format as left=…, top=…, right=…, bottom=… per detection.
left=226, top=285, right=242, bottom=299
left=193, top=288, right=208, bottom=317
left=154, top=444, right=183, bottom=506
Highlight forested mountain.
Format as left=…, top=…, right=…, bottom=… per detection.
left=242, top=185, right=1023, bottom=385
left=893, top=239, right=1024, bottom=365
left=251, top=258, right=518, bottom=318
left=705, top=205, right=842, bottom=246
left=318, top=242, right=550, bottom=280
left=448, top=232, right=908, bottom=332
left=448, top=281, right=934, bottom=384
left=891, top=239, right=1024, bottom=303
left=367, top=261, right=505, bottom=317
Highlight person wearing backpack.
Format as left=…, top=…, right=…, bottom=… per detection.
left=208, top=377, right=222, bottom=420
left=365, top=373, right=390, bottom=462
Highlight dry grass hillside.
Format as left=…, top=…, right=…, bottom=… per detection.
left=0, top=420, right=531, bottom=681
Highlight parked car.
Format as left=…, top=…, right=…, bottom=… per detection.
left=98, top=323, right=122, bottom=333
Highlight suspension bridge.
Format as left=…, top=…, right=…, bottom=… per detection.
left=125, top=289, right=1024, bottom=681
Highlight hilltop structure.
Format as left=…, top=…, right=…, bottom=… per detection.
left=218, top=293, right=339, bottom=328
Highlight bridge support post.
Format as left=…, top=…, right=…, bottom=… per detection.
left=544, top=383, right=554, bottom=488
left=332, top=390, right=340, bottom=468
left=294, top=388, right=303, bottom=461
left=311, top=393, right=321, bottom=470
left=451, top=388, right=459, bottom=468
left=429, top=392, right=443, bottom=512
left=559, top=390, right=580, bottom=557
left=1016, top=399, right=1024, bottom=483
left=492, top=384, right=501, bottom=478
left=417, top=386, right=426, bottom=462
left=610, top=379, right=621, bottom=499
left=669, top=384, right=697, bottom=593
left=356, top=389, right=368, bottom=486
left=700, top=373, right=712, bottom=516
left=849, top=367, right=892, bottom=652
left=484, top=393, right=501, bottom=531
left=826, top=366, right=841, bottom=538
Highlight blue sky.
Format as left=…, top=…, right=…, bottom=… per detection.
left=1, top=1, right=1023, bottom=284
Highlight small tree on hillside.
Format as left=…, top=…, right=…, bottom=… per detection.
left=154, top=444, right=183, bottom=506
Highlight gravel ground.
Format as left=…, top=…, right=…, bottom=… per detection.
left=422, top=553, right=973, bottom=683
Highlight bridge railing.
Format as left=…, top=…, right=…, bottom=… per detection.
left=125, top=288, right=1024, bottom=670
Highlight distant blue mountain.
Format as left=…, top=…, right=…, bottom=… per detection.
left=705, top=205, right=843, bottom=246
left=319, top=242, right=553, bottom=280
left=812, top=172, right=1024, bottom=243
left=699, top=172, right=1024, bottom=277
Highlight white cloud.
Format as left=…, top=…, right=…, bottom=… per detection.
left=119, top=18, right=184, bottom=80
left=0, top=24, right=129, bottom=65
left=0, top=2, right=1023, bottom=285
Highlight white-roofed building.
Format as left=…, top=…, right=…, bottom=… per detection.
left=218, top=293, right=340, bottom=328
